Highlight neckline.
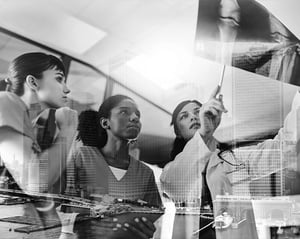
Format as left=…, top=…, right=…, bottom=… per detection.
left=108, top=166, right=127, bottom=181
left=96, top=147, right=133, bottom=182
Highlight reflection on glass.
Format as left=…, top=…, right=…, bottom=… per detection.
left=195, top=0, right=300, bottom=86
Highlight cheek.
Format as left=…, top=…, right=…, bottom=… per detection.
left=119, top=117, right=128, bottom=127
left=111, top=117, right=126, bottom=131
left=37, top=83, right=62, bottom=105
left=177, top=121, right=189, bottom=137
left=49, top=83, right=61, bottom=95
left=44, top=80, right=61, bottom=92
left=39, top=82, right=52, bottom=94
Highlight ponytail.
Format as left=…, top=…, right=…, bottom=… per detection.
left=170, top=137, right=187, bottom=161
left=76, top=110, right=107, bottom=149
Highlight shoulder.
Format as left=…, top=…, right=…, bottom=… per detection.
left=0, top=92, right=34, bottom=139
left=72, top=145, right=99, bottom=157
left=71, top=145, right=100, bottom=162
left=0, top=92, right=23, bottom=109
left=130, top=157, right=154, bottom=175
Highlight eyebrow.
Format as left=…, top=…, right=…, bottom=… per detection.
left=118, top=107, right=140, bottom=113
left=55, top=72, right=65, bottom=77
left=179, top=111, right=188, bottom=116
left=179, top=107, right=200, bottom=115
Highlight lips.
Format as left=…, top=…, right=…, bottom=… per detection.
left=189, top=122, right=201, bottom=129
left=127, top=124, right=140, bottom=130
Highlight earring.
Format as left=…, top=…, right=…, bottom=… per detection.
left=103, top=123, right=110, bottom=129
left=101, top=118, right=110, bottom=129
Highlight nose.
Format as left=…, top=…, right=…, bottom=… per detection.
left=190, top=112, right=198, bottom=121
left=130, top=112, right=139, bottom=122
left=63, top=82, right=70, bottom=95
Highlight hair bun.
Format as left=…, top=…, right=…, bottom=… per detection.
left=0, top=78, right=11, bottom=91
left=4, top=78, right=12, bottom=85
left=77, top=110, right=100, bottom=147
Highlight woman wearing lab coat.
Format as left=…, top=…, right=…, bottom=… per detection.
left=161, top=86, right=300, bottom=238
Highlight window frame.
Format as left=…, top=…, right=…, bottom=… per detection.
left=0, top=26, right=171, bottom=116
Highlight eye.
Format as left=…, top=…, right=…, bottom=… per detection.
left=179, top=113, right=188, bottom=120
left=56, top=76, right=64, bottom=83
left=136, top=110, right=141, bottom=118
left=194, top=109, right=200, bottom=115
left=120, top=109, right=128, bottom=115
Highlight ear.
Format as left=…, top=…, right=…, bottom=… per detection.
left=100, top=117, right=110, bottom=130
left=25, top=75, right=39, bottom=91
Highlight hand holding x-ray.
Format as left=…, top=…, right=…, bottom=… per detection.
left=199, top=67, right=227, bottom=141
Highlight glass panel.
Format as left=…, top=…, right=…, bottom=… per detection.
left=0, top=32, right=60, bottom=80
left=66, top=60, right=107, bottom=113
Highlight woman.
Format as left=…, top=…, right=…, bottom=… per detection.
left=0, top=53, right=77, bottom=190
left=0, top=52, right=78, bottom=239
left=161, top=86, right=227, bottom=203
left=160, top=87, right=227, bottom=239
left=160, top=86, right=300, bottom=239
left=0, top=52, right=78, bottom=193
left=65, top=94, right=162, bottom=238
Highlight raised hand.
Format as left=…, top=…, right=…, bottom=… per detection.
left=55, top=107, right=78, bottom=132
left=199, top=86, right=227, bottom=142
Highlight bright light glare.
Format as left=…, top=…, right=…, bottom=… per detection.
left=126, top=50, right=190, bottom=90
left=0, top=0, right=107, bottom=55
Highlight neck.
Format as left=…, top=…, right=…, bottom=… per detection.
left=20, top=90, right=47, bottom=120
left=19, top=89, right=34, bottom=110
left=101, top=135, right=129, bottom=163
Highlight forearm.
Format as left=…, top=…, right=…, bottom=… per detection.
left=0, top=128, right=34, bottom=191
left=246, top=91, right=300, bottom=177
left=38, top=127, right=77, bottom=193
left=57, top=127, right=77, bottom=147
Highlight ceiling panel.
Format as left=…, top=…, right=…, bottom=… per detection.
left=77, top=0, right=142, bottom=30
left=46, top=0, right=95, bottom=15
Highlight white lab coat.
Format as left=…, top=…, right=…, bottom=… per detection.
left=160, top=91, right=300, bottom=203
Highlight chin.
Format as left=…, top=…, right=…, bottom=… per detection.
left=125, top=132, right=139, bottom=140
left=53, top=103, right=64, bottom=109
left=41, top=101, right=59, bottom=109
left=189, top=129, right=198, bottom=138
left=126, top=128, right=140, bottom=136
left=54, top=100, right=67, bottom=108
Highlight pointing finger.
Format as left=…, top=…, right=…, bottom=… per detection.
left=210, top=85, right=221, bottom=99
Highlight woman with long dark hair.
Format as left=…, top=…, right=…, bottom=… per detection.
left=65, top=94, right=162, bottom=238
left=161, top=86, right=300, bottom=239
left=161, top=87, right=227, bottom=203
left=160, top=87, right=227, bottom=239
